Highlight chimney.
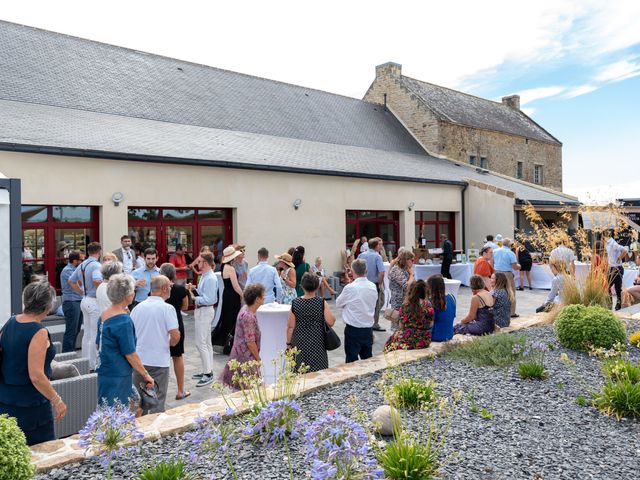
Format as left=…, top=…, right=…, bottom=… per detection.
left=502, top=94, right=520, bottom=110
left=375, top=62, right=402, bottom=78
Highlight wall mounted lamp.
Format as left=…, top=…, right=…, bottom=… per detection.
left=111, top=192, right=125, bottom=207
left=293, top=198, right=302, bottom=210
left=407, top=202, right=415, bottom=211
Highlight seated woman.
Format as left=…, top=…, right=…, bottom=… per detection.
left=454, top=275, right=495, bottom=335
left=623, top=254, right=640, bottom=306
left=428, top=275, right=456, bottom=342
left=311, top=256, right=336, bottom=298
left=385, top=280, right=434, bottom=351
left=491, top=272, right=514, bottom=328
left=220, top=284, right=265, bottom=390
left=287, top=273, right=336, bottom=372
left=0, top=280, right=67, bottom=445
left=535, top=261, right=565, bottom=313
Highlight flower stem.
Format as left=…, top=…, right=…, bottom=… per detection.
left=283, top=435, right=293, bottom=480
left=226, top=452, right=238, bottom=480
left=107, top=461, right=111, bottom=480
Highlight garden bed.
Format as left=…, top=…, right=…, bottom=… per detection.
left=38, top=322, right=640, bottom=480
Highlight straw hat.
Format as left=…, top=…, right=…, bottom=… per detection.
left=275, top=252, right=295, bottom=268
left=221, top=245, right=242, bottom=264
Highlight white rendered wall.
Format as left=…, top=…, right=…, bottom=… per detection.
left=0, top=188, right=11, bottom=325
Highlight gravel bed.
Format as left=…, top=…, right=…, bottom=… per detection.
left=40, top=322, right=640, bottom=480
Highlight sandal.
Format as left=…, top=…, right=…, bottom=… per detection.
left=175, top=391, right=192, bottom=400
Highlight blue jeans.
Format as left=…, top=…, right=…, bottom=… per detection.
left=344, top=324, right=373, bottom=363
left=62, top=300, right=83, bottom=352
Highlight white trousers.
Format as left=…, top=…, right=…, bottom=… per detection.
left=80, top=296, right=100, bottom=370
left=194, top=306, right=215, bottom=375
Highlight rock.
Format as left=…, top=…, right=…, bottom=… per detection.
left=372, top=405, right=400, bottom=436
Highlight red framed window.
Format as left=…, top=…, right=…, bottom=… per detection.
left=127, top=208, right=232, bottom=270
left=415, top=211, right=455, bottom=249
left=21, top=205, right=100, bottom=290
left=346, top=210, right=399, bottom=257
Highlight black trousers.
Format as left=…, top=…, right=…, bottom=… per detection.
left=608, top=266, right=623, bottom=308
left=441, top=258, right=452, bottom=279
left=344, top=324, right=373, bottom=363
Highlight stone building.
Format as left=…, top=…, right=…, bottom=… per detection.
left=364, top=62, right=563, bottom=191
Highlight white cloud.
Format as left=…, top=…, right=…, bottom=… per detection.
left=595, top=59, right=640, bottom=83
left=564, top=84, right=598, bottom=98
left=565, top=180, right=640, bottom=204
left=515, top=86, right=566, bottom=105
left=521, top=107, right=536, bottom=117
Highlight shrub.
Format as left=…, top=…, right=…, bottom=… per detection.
left=378, top=433, right=438, bottom=480
left=602, top=359, right=640, bottom=384
left=137, top=459, right=195, bottom=480
left=593, top=380, right=640, bottom=419
left=386, top=378, right=438, bottom=410
left=555, top=305, right=626, bottom=351
left=446, top=333, right=524, bottom=367
left=0, top=414, right=35, bottom=480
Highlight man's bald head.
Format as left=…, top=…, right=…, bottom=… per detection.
left=150, top=275, right=171, bottom=298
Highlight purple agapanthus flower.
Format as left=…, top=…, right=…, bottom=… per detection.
left=185, top=412, right=236, bottom=462
left=243, top=398, right=306, bottom=447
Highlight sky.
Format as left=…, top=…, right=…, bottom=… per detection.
left=2, top=0, right=639, bottom=202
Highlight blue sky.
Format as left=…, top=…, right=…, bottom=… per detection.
left=2, top=1, right=639, bottom=201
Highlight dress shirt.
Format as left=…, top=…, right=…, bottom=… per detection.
left=132, top=265, right=161, bottom=302
left=493, top=247, right=517, bottom=272
left=483, top=241, right=499, bottom=251
left=130, top=296, right=179, bottom=368
left=247, top=261, right=282, bottom=303
left=195, top=270, right=219, bottom=306
left=360, top=243, right=369, bottom=253
left=606, top=238, right=628, bottom=267
left=358, top=250, right=384, bottom=285
left=121, top=248, right=134, bottom=274
left=336, top=277, right=378, bottom=328
left=60, top=263, right=83, bottom=302
left=549, top=246, right=575, bottom=272
left=69, top=257, right=103, bottom=298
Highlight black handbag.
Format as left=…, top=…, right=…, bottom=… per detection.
left=321, top=299, right=341, bottom=351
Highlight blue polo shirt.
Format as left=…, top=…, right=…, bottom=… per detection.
left=132, top=265, right=160, bottom=302
left=69, top=257, right=103, bottom=298
left=60, top=262, right=83, bottom=302
left=358, top=250, right=384, bottom=285
left=493, top=247, right=517, bottom=272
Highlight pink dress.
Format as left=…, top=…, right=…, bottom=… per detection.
left=219, top=306, right=261, bottom=389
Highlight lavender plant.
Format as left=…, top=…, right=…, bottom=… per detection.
left=185, top=409, right=238, bottom=479
left=78, top=402, right=144, bottom=480
left=513, top=340, right=550, bottom=380
left=304, top=410, right=384, bottom=480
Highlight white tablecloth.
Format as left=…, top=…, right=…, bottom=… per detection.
left=514, top=264, right=553, bottom=290
left=383, top=263, right=462, bottom=306
left=256, top=303, right=290, bottom=384
left=575, top=263, right=638, bottom=289
left=414, top=264, right=473, bottom=286
left=383, top=262, right=391, bottom=309
left=445, top=279, right=462, bottom=298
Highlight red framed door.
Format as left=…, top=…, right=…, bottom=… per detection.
left=346, top=210, right=399, bottom=257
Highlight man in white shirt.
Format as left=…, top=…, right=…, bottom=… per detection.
left=131, top=275, right=180, bottom=413
left=549, top=241, right=576, bottom=275
left=247, top=247, right=282, bottom=303
left=605, top=232, right=629, bottom=311
left=113, top=235, right=135, bottom=274
left=336, top=259, right=378, bottom=363
left=483, top=234, right=500, bottom=251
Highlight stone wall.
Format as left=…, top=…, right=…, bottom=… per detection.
left=363, top=64, right=563, bottom=192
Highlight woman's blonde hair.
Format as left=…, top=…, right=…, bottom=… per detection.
left=396, top=250, right=415, bottom=270
left=493, top=272, right=515, bottom=303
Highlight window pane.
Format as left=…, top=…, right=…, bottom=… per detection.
left=359, top=211, right=375, bottom=219
left=345, top=211, right=357, bottom=220
left=421, top=211, right=437, bottom=221
left=376, top=211, right=396, bottom=220
left=480, top=157, right=487, bottom=169
left=165, top=226, right=193, bottom=262
left=22, top=206, right=48, bottom=223
left=163, top=209, right=195, bottom=220
left=198, top=209, right=227, bottom=220
left=424, top=224, right=436, bottom=244
left=55, top=228, right=93, bottom=256
left=359, top=222, right=377, bottom=240
left=438, top=212, right=451, bottom=221
left=346, top=223, right=357, bottom=245
left=23, top=228, right=46, bottom=259
left=469, top=155, right=476, bottom=165
left=129, top=226, right=157, bottom=250
left=201, top=226, right=227, bottom=262
left=440, top=224, right=450, bottom=240
left=128, top=208, right=160, bottom=220
left=380, top=224, right=396, bottom=243
left=52, top=206, right=92, bottom=222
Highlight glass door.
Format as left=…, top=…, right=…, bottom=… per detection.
left=164, top=225, right=194, bottom=263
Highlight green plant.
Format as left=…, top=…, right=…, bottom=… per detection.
left=518, top=362, right=547, bottom=380
left=378, top=431, right=439, bottom=480
left=466, top=389, right=479, bottom=414
left=513, top=340, right=549, bottom=380
left=557, top=382, right=565, bottom=390
left=629, top=331, right=640, bottom=347
left=555, top=305, right=626, bottom=351
left=137, top=459, right=195, bottom=480
left=480, top=409, right=493, bottom=420
left=576, top=395, right=588, bottom=407
left=446, top=333, right=525, bottom=367
left=385, top=378, right=438, bottom=410
left=593, top=380, right=640, bottom=419
left=0, top=414, right=34, bottom=480
left=602, top=359, right=640, bottom=383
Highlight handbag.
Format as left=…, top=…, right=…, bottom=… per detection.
left=321, top=299, right=341, bottom=351
left=383, top=308, right=399, bottom=322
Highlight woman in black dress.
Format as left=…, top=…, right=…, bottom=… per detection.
left=212, top=246, right=244, bottom=354
left=159, top=263, right=190, bottom=400
left=287, top=273, right=336, bottom=372
left=517, top=240, right=534, bottom=290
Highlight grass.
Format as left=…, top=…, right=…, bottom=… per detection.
left=593, top=381, right=640, bottom=419
left=378, top=432, right=439, bottom=480
left=388, top=378, right=438, bottom=410
left=576, top=395, right=588, bottom=407
left=518, top=362, right=547, bottom=380
left=446, top=333, right=525, bottom=368
left=480, top=409, right=493, bottom=420
left=137, top=459, right=195, bottom=480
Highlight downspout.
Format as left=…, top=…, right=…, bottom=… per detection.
left=461, top=183, right=467, bottom=252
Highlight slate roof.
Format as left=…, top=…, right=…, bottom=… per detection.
left=0, top=20, right=424, bottom=155
left=0, top=99, right=578, bottom=205
left=399, top=76, right=562, bottom=145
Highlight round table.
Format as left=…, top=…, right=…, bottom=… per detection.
left=444, top=279, right=462, bottom=298
left=414, top=263, right=473, bottom=286
left=514, top=264, right=553, bottom=290
left=256, top=303, right=291, bottom=384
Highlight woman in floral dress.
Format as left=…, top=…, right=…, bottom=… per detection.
left=276, top=252, right=298, bottom=305
left=385, top=280, right=434, bottom=351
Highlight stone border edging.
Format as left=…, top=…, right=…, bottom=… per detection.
left=30, top=314, right=547, bottom=472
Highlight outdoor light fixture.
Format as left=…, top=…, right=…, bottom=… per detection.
left=407, top=202, right=415, bottom=211
left=111, top=192, right=124, bottom=207
left=293, top=198, right=302, bottom=210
